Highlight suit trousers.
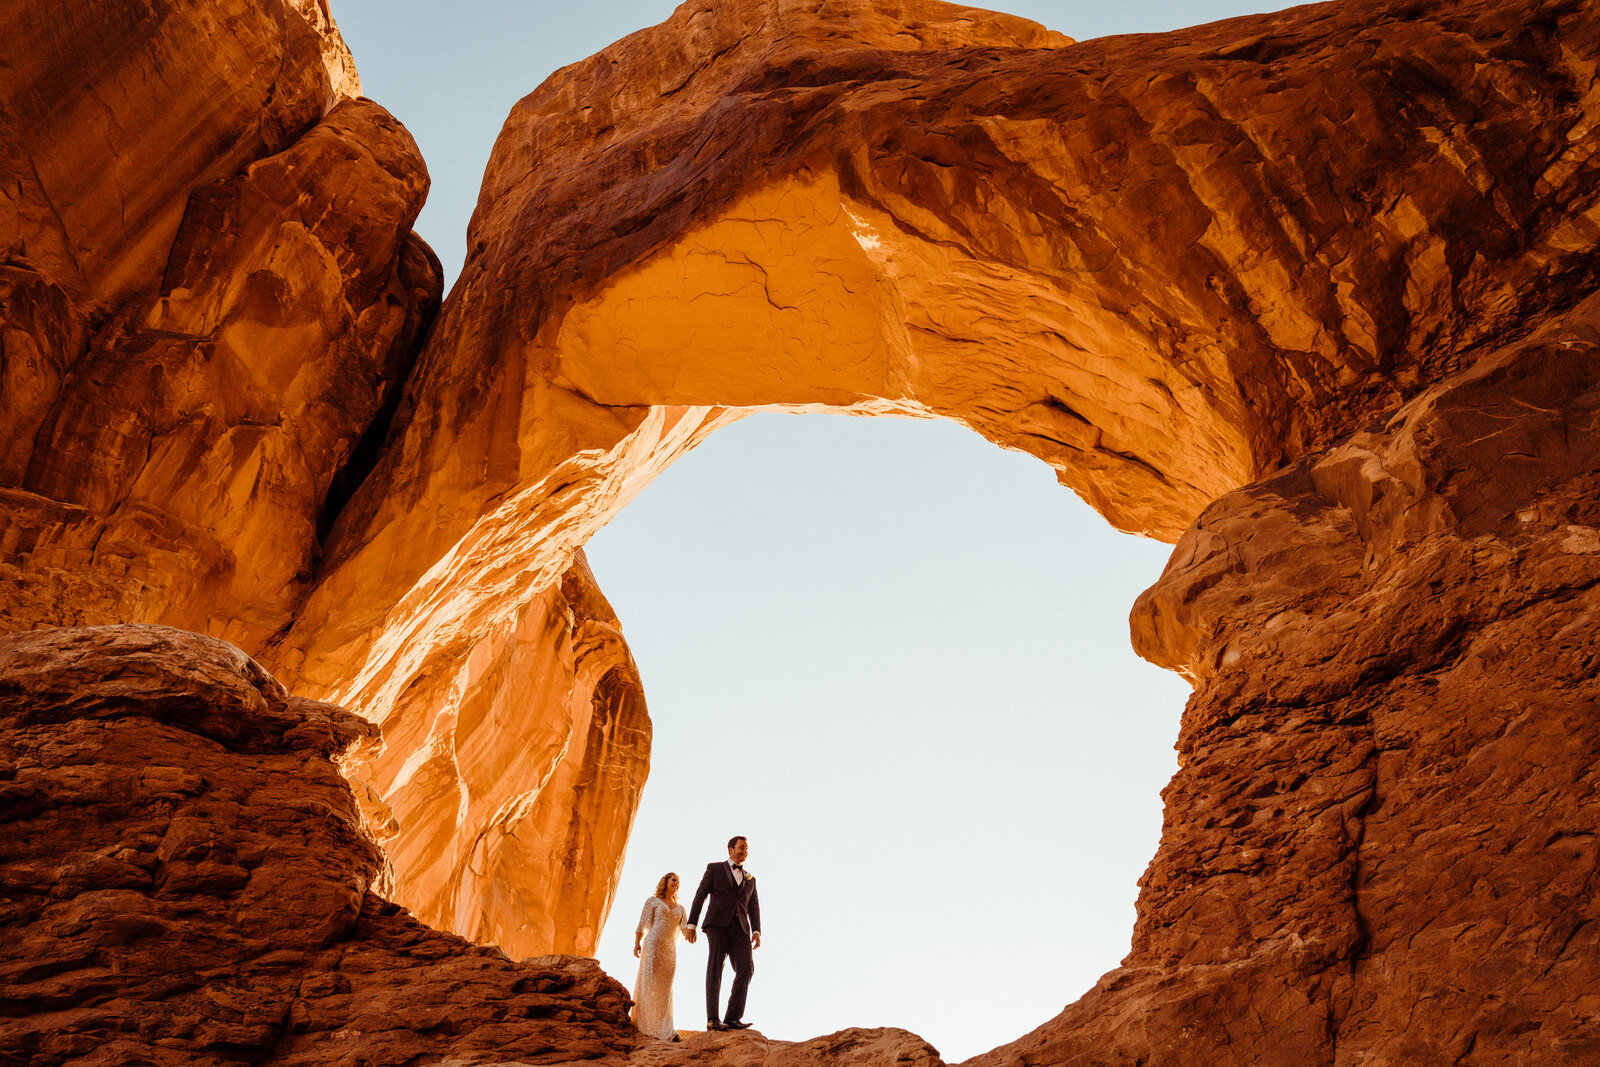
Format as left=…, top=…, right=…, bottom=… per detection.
left=704, top=922, right=754, bottom=1024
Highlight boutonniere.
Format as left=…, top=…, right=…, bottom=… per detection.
left=743, top=872, right=755, bottom=884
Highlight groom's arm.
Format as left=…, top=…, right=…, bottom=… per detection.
left=686, top=864, right=714, bottom=930
left=748, top=883, right=760, bottom=935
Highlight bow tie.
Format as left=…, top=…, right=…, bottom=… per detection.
left=731, top=864, right=743, bottom=870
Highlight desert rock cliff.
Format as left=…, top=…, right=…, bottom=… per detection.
left=976, top=290, right=1600, bottom=1064
left=2, top=0, right=1600, bottom=1062
left=0, top=0, right=439, bottom=650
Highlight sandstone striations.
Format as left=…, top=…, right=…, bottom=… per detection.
left=3, top=0, right=1600, bottom=1062
left=344, top=549, right=652, bottom=960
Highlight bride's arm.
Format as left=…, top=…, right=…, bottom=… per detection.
left=634, top=897, right=655, bottom=958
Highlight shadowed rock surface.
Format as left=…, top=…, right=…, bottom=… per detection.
left=0, top=625, right=637, bottom=1066
left=2, top=0, right=1600, bottom=1062
left=0, top=626, right=948, bottom=1065
left=974, top=292, right=1600, bottom=1064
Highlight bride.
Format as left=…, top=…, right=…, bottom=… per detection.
left=632, top=872, right=695, bottom=1041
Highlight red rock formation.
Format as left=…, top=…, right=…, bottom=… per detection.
left=0, top=624, right=983, bottom=1066
left=0, top=0, right=439, bottom=649
left=0, top=625, right=638, bottom=1066
left=271, top=0, right=1600, bottom=970
left=0, top=0, right=639, bottom=972
left=972, top=294, right=1600, bottom=1064
left=4, top=0, right=1600, bottom=1060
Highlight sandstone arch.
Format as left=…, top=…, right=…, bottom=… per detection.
left=4, top=0, right=1600, bottom=1061
left=265, top=0, right=1600, bottom=976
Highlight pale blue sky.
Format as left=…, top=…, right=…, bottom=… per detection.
left=333, top=2, right=1282, bottom=1059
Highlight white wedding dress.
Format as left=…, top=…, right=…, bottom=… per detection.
left=632, top=896, right=687, bottom=1040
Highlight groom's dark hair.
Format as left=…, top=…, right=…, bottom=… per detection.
left=727, top=835, right=747, bottom=850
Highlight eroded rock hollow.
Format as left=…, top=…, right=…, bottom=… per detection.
left=3, top=0, right=1600, bottom=1062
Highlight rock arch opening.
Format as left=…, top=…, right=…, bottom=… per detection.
left=266, top=157, right=1246, bottom=960
left=581, top=411, right=1188, bottom=1057
left=251, top=0, right=1597, bottom=986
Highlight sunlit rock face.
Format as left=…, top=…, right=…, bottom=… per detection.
left=0, top=625, right=639, bottom=1065
left=0, top=0, right=644, bottom=972
left=347, top=549, right=652, bottom=959
left=0, top=0, right=440, bottom=650
left=274, top=0, right=1600, bottom=974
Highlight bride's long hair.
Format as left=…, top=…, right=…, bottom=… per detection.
left=654, top=872, right=679, bottom=904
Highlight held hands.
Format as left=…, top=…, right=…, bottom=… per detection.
left=685, top=928, right=698, bottom=944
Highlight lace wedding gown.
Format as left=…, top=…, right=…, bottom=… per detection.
left=632, top=896, right=686, bottom=1040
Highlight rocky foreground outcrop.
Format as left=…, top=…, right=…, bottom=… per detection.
left=3, top=0, right=1600, bottom=1062
left=0, top=624, right=945, bottom=1065
left=0, top=625, right=637, bottom=1065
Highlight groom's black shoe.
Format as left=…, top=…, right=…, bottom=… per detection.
left=707, top=1021, right=728, bottom=1031
left=724, top=1021, right=754, bottom=1030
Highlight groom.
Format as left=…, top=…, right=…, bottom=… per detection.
left=685, top=835, right=761, bottom=1031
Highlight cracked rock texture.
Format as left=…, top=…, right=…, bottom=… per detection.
left=0, top=625, right=638, bottom=1066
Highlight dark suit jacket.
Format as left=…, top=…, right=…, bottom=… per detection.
left=688, top=861, right=760, bottom=936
